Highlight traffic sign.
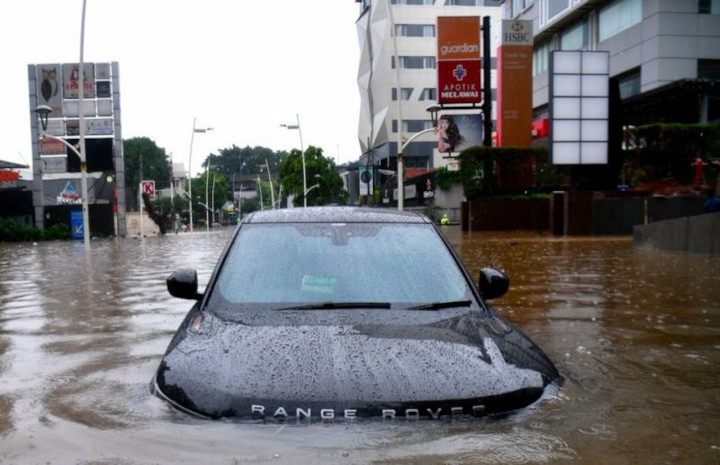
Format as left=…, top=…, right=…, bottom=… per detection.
left=141, top=180, right=155, bottom=196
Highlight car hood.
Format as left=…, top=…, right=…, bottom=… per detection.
left=152, top=310, right=559, bottom=420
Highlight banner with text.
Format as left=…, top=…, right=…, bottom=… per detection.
left=496, top=20, right=533, bottom=147
left=437, top=16, right=482, bottom=105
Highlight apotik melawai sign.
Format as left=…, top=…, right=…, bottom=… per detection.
left=437, top=16, right=482, bottom=105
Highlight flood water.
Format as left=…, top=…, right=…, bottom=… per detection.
left=1, top=225, right=718, bottom=464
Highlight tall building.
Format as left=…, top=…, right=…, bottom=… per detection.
left=355, top=0, right=502, bottom=181
left=501, top=0, right=720, bottom=126
left=28, top=62, right=127, bottom=236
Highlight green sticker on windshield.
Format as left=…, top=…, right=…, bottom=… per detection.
left=301, top=275, right=337, bottom=295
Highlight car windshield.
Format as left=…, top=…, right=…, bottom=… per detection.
left=211, top=222, right=471, bottom=307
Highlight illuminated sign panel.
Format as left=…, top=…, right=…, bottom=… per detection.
left=437, top=16, right=482, bottom=105
left=549, top=51, right=610, bottom=165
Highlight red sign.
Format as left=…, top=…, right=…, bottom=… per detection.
left=437, top=16, right=482, bottom=105
left=141, top=180, right=155, bottom=196
left=0, top=171, right=20, bottom=182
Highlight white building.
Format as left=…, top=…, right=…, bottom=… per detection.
left=355, top=0, right=502, bottom=181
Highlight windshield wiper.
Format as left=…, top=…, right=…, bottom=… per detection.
left=403, top=300, right=473, bottom=311
left=273, top=302, right=392, bottom=311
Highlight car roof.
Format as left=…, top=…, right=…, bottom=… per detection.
left=242, top=206, right=432, bottom=224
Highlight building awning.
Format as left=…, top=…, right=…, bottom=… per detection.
left=0, top=159, right=29, bottom=170
left=622, top=79, right=720, bottom=126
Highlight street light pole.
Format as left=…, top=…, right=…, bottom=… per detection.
left=188, top=117, right=212, bottom=232
left=205, top=164, right=218, bottom=231
left=76, top=0, right=90, bottom=247
left=280, top=114, right=306, bottom=206
left=303, top=174, right=322, bottom=206
left=397, top=127, right=437, bottom=211
left=34, top=105, right=92, bottom=243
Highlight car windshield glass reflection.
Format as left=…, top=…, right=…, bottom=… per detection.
left=212, top=223, right=470, bottom=307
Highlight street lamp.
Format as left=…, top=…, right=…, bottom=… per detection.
left=396, top=105, right=441, bottom=211
left=188, top=117, right=213, bottom=232
left=280, top=114, right=307, bottom=207
left=35, top=104, right=91, bottom=247
left=205, top=164, right=219, bottom=231
left=304, top=174, right=321, bottom=206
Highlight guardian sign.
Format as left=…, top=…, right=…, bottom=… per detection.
left=437, top=16, right=482, bottom=105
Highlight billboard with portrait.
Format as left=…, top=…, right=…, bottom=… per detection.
left=437, top=113, right=483, bottom=155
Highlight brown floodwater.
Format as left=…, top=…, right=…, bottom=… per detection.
left=1, top=225, right=718, bottom=464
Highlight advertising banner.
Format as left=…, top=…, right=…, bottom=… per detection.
left=358, top=166, right=372, bottom=196
left=40, top=138, right=66, bottom=156
left=62, top=63, right=96, bottom=99
left=437, top=113, right=483, bottom=154
left=42, top=156, right=68, bottom=174
left=67, top=118, right=114, bottom=137
left=70, top=210, right=84, bottom=239
left=496, top=20, right=533, bottom=147
left=36, top=64, right=63, bottom=115
left=437, top=16, right=482, bottom=105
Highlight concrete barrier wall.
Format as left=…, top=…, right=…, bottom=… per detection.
left=633, top=213, right=720, bottom=254
left=126, top=211, right=161, bottom=237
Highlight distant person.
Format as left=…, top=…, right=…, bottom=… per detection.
left=703, top=191, right=720, bottom=213
left=438, top=115, right=464, bottom=153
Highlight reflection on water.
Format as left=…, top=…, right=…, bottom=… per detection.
left=0, top=226, right=718, bottom=464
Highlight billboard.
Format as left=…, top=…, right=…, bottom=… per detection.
left=36, top=64, right=63, bottom=115
left=62, top=63, right=96, bottom=99
left=437, top=16, right=482, bottom=105
left=496, top=20, right=533, bottom=147
left=549, top=51, right=610, bottom=165
left=437, top=113, right=483, bottom=155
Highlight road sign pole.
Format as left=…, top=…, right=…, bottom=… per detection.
left=139, top=182, right=144, bottom=238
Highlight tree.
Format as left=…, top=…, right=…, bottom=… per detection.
left=278, top=146, right=346, bottom=206
left=189, top=169, right=230, bottom=227
left=204, top=145, right=286, bottom=178
left=124, top=137, right=171, bottom=200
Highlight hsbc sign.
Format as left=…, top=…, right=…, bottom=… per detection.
left=437, top=16, right=482, bottom=105
left=501, top=20, right=533, bottom=46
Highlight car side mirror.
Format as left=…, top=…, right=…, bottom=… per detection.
left=478, top=267, right=509, bottom=300
left=167, top=268, right=202, bottom=300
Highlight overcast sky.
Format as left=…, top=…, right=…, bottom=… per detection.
left=1, top=0, right=362, bottom=176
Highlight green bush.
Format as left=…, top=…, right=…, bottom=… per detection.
left=0, top=219, right=70, bottom=242
left=458, top=146, right=565, bottom=200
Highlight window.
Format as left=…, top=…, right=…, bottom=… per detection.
left=617, top=69, right=640, bottom=99
left=484, top=57, right=498, bottom=70
left=392, top=120, right=434, bottom=133
left=394, top=24, right=435, bottom=38
left=698, top=59, right=720, bottom=79
left=392, top=56, right=436, bottom=70
left=561, top=19, right=588, bottom=50
left=391, top=0, right=434, bottom=5
left=392, top=88, right=414, bottom=101
left=511, top=0, right=533, bottom=16
left=548, top=0, right=570, bottom=20
left=699, top=0, right=720, bottom=13
left=419, top=88, right=437, bottom=101
left=214, top=223, right=469, bottom=306
left=446, top=0, right=488, bottom=5
left=598, top=0, right=642, bottom=42
left=533, top=41, right=550, bottom=76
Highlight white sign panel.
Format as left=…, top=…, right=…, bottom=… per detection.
left=42, top=156, right=67, bottom=174
left=549, top=51, right=610, bottom=165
